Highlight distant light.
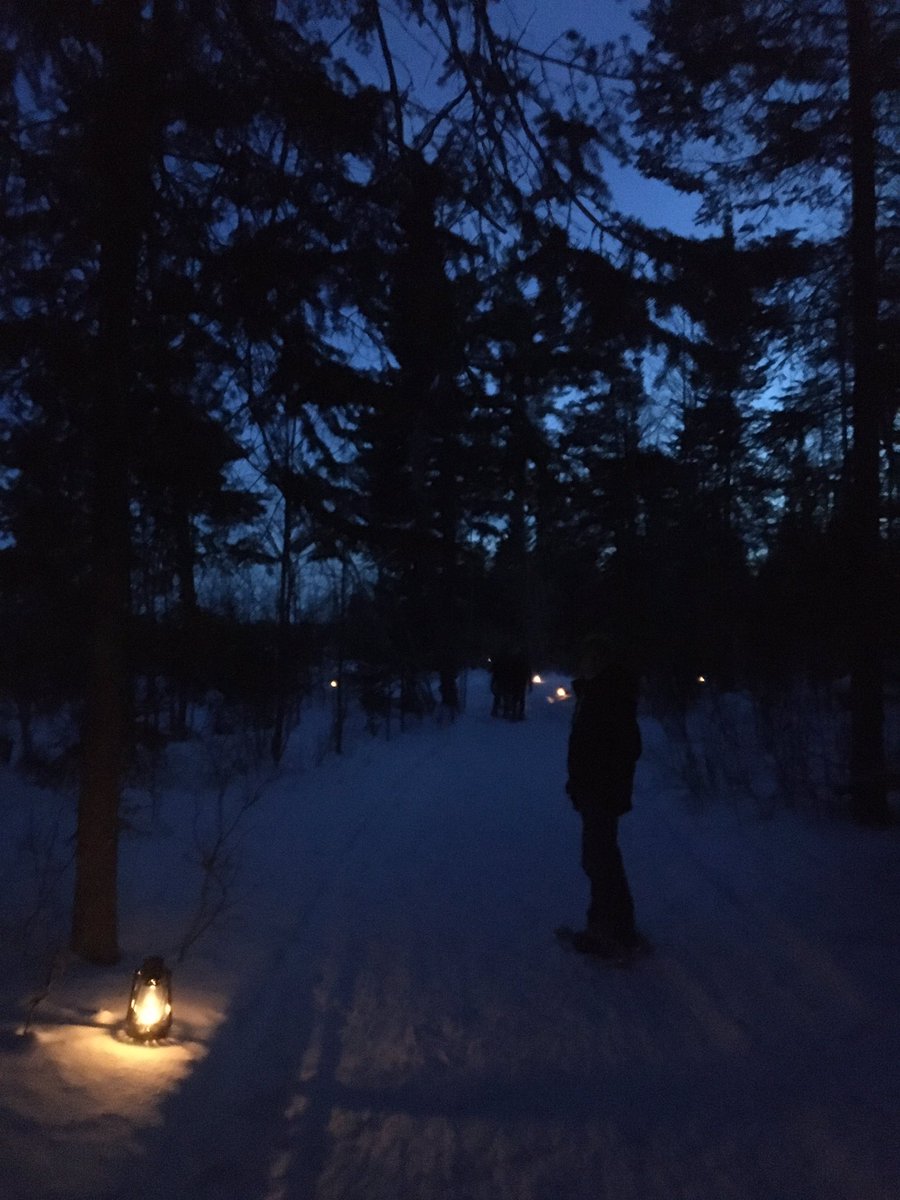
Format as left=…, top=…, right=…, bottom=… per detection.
left=532, top=674, right=542, bottom=684
left=555, top=686, right=569, bottom=699
left=697, top=675, right=706, bottom=684
left=330, top=679, right=339, bottom=688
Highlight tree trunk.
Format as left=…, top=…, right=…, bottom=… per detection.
left=174, top=500, right=198, bottom=735
left=271, top=491, right=294, bottom=763
left=332, top=558, right=347, bottom=755
left=436, top=448, right=461, bottom=716
left=844, top=0, right=888, bottom=824
left=71, top=0, right=146, bottom=961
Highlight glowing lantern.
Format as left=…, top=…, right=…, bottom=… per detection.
left=125, top=956, right=173, bottom=1041
left=697, top=675, right=707, bottom=684
left=330, top=679, right=339, bottom=689
left=555, top=686, right=568, bottom=699
left=532, top=674, right=542, bottom=685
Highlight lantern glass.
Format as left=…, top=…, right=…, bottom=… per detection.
left=125, top=956, right=173, bottom=1041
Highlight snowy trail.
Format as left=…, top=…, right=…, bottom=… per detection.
left=117, top=691, right=587, bottom=1200
left=112, top=677, right=897, bottom=1200
left=3, top=674, right=898, bottom=1200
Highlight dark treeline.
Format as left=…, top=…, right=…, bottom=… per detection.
left=1, top=1, right=897, bottom=959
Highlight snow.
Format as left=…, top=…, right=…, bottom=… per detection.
left=1, top=672, right=898, bottom=1200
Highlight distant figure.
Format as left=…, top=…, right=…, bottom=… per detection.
left=507, top=648, right=531, bottom=720
left=490, top=646, right=531, bottom=720
left=439, top=668, right=459, bottom=711
left=490, top=652, right=510, bottom=717
left=565, top=636, right=644, bottom=958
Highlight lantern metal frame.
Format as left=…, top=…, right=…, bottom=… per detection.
left=124, top=955, right=173, bottom=1041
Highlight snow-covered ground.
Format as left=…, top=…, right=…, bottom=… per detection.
left=1, top=672, right=898, bottom=1200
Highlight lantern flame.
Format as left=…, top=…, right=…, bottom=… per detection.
left=532, top=674, right=542, bottom=684
left=132, top=983, right=170, bottom=1031
left=125, top=956, right=173, bottom=1041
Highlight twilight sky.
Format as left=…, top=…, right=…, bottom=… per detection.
left=504, top=0, right=639, bottom=46
left=504, top=0, right=700, bottom=235
left=366, top=0, right=700, bottom=236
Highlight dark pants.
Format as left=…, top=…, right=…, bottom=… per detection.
left=580, top=809, right=635, bottom=944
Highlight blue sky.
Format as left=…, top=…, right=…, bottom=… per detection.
left=361, top=0, right=700, bottom=237
left=502, top=0, right=700, bottom=235
left=502, top=0, right=639, bottom=45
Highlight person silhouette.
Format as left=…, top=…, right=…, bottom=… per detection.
left=564, top=636, right=645, bottom=958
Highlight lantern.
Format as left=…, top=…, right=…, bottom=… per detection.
left=125, top=956, right=173, bottom=1041
left=532, top=674, right=542, bottom=685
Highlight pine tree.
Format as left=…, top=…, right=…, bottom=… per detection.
left=1, top=0, right=386, bottom=960
left=630, top=0, right=896, bottom=822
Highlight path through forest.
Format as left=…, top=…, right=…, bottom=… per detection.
left=2, top=674, right=898, bottom=1199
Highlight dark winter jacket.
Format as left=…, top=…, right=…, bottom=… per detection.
left=566, top=664, right=642, bottom=816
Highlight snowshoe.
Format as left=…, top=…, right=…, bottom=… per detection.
left=621, top=931, right=654, bottom=957
left=555, top=925, right=632, bottom=966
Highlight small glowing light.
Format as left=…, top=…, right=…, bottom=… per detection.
left=330, top=679, right=339, bottom=689
left=697, top=675, right=706, bottom=684
left=555, top=686, right=568, bottom=699
left=125, top=956, right=173, bottom=1042
left=532, top=674, right=542, bottom=684
left=135, top=986, right=169, bottom=1029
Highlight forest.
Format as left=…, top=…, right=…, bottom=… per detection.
left=1, top=0, right=898, bottom=964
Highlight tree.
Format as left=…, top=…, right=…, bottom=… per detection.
left=629, top=0, right=896, bottom=822
left=1, top=0, right=389, bottom=961
left=354, top=151, right=475, bottom=705
left=69, top=0, right=150, bottom=963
